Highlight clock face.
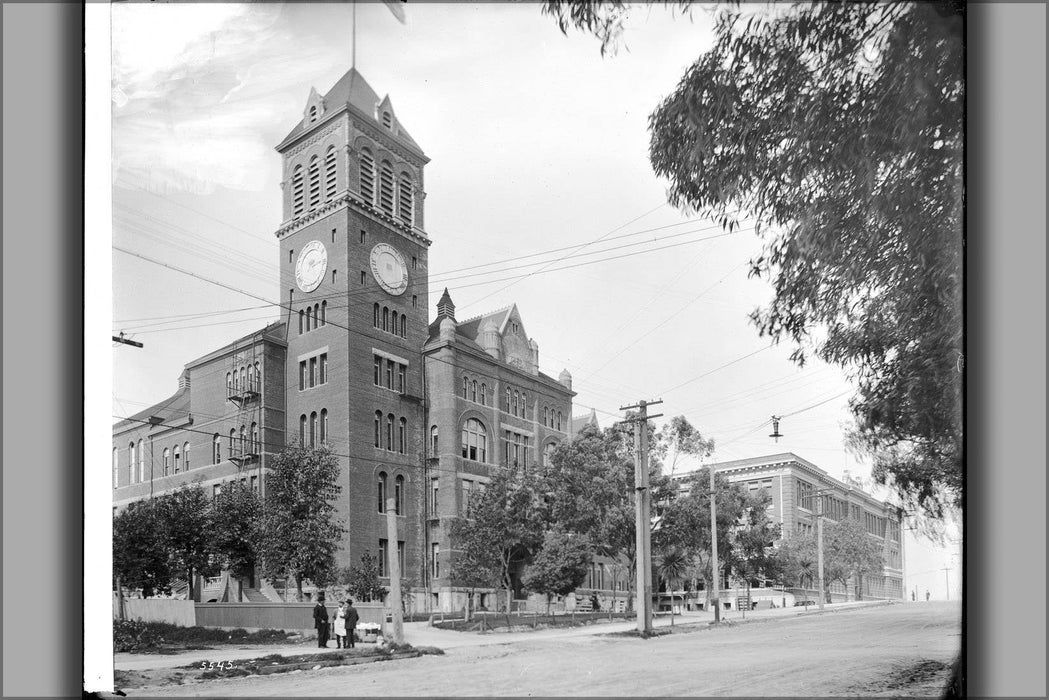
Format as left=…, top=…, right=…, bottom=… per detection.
left=295, top=241, right=328, bottom=293
left=369, top=243, right=409, bottom=296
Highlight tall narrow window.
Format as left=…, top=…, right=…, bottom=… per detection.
left=397, top=364, right=406, bottom=393
left=360, top=148, right=375, bottom=204
left=386, top=414, right=394, bottom=451
left=309, top=357, right=317, bottom=387
left=307, top=155, right=320, bottom=209
left=379, top=161, right=394, bottom=216
left=320, top=410, right=327, bottom=444
left=557, top=411, right=563, bottom=431
left=163, top=448, right=171, bottom=476
left=431, top=543, right=440, bottom=579
left=299, top=360, right=307, bottom=391
left=306, top=306, right=312, bottom=332
left=398, top=174, right=413, bottom=227
left=379, top=539, right=388, bottom=577
left=128, top=443, right=136, bottom=483
left=292, top=165, right=304, bottom=216
left=373, top=355, right=382, bottom=386
left=382, top=307, right=389, bottom=332
left=374, top=411, right=382, bottom=448
left=512, top=391, right=519, bottom=416
left=471, top=381, right=477, bottom=403
left=430, top=477, right=439, bottom=512
left=373, top=303, right=380, bottom=328
left=299, top=415, right=306, bottom=446
left=173, top=444, right=181, bottom=473
left=385, top=359, right=394, bottom=389
left=213, top=434, right=221, bottom=464
left=378, top=472, right=388, bottom=513
left=462, top=377, right=469, bottom=399
left=298, top=309, right=304, bottom=335
left=398, top=417, right=407, bottom=454
left=430, top=426, right=438, bottom=454
left=521, top=393, right=527, bottom=419
left=319, top=353, right=327, bottom=384
left=113, top=448, right=119, bottom=489
left=544, top=407, right=549, bottom=427
left=400, top=314, right=407, bottom=338
left=250, top=423, right=258, bottom=453
left=240, top=425, right=247, bottom=453
left=320, top=300, right=327, bottom=325
left=253, top=361, right=261, bottom=392
left=506, top=388, right=511, bottom=411
left=391, top=312, right=398, bottom=337
left=480, top=384, right=486, bottom=406
left=324, top=146, right=337, bottom=199
left=310, top=412, right=318, bottom=448
left=394, top=475, right=404, bottom=514
left=138, top=439, right=145, bottom=481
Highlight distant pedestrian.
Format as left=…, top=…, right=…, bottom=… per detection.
left=313, top=593, right=330, bottom=648
left=344, top=599, right=360, bottom=648
left=590, top=593, right=600, bottom=612
left=333, top=601, right=348, bottom=648
left=925, top=590, right=930, bottom=602
left=911, top=590, right=915, bottom=601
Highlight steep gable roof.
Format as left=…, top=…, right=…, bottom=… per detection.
left=277, top=68, right=423, bottom=154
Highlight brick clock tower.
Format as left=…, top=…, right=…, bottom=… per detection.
left=273, top=68, right=430, bottom=584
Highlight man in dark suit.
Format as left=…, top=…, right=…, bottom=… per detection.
left=313, top=593, right=330, bottom=648
left=344, top=599, right=360, bottom=648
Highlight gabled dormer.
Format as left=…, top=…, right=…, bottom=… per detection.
left=303, top=87, right=326, bottom=126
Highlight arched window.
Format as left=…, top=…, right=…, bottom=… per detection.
left=213, top=434, right=221, bottom=464
left=184, top=441, right=190, bottom=469
left=324, top=146, right=337, bottom=200
left=521, top=393, right=527, bottom=419
left=298, top=309, right=304, bottom=335
left=462, top=376, right=469, bottom=399
left=471, top=381, right=477, bottom=403
left=308, top=156, right=320, bottom=209
left=400, top=314, right=407, bottom=338
left=320, top=300, right=327, bottom=325
left=128, top=443, right=136, bottom=482
left=373, top=303, right=380, bottom=328
left=310, top=412, right=318, bottom=448
left=240, top=366, right=247, bottom=390
left=298, top=415, right=306, bottom=446
left=398, top=174, right=413, bottom=227
left=430, top=425, right=439, bottom=453
left=377, top=471, right=388, bottom=513
left=292, top=165, right=304, bottom=216
left=306, top=306, right=312, bottom=332
left=398, top=417, right=407, bottom=454
left=461, top=419, right=487, bottom=462
left=173, top=444, right=181, bottom=473
left=379, top=161, right=394, bottom=216
left=512, top=391, right=519, bottom=416
left=506, top=388, right=511, bottom=411
left=382, top=111, right=392, bottom=129
left=543, top=441, right=558, bottom=466
left=138, top=439, right=145, bottom=481
left=360, top=148, right=375, bottom=204
left=226, top=372, right=233, bottom=394
left=319, top=410, right=327, bottom=444
left=544, top=407, right=549, bottom=427
left=382, top=307, right=389, bottom=332
left=480, top=383, right=487, bottom=406
left=374, top=411, right=382, bottom=448
left=113, top=448, right=119, bottom=488
left=395, top=475, right=405, bottom=514
left=386, top=413, right=395, bottom=451
left=232, top=368, right=239, bottom=391
left=163, top=448, right=171, bottom=475
left=391, top=312, right=398, bottom=337
left=308, top=105, right=318, bottom=122
left=557, top=411, right=563, bottom=431
left=251, top=423, right=259, bottom=453
left=240, top=425, right=247, bottom=453
left=253, top=362, right=261, bottom=393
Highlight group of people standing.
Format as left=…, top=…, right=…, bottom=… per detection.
left=312, top=594, right=360, bottom=648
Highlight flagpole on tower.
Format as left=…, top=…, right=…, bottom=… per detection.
left=351, top=0, right=357, bottom=69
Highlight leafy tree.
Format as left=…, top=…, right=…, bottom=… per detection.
left=209, top=482, right=262, bottom=591
left=455, top=468, right=545, bottom=612
left=544, top=1, right=964, bottom=520
left=448, top=512, right=504, bottom=619
left=522, top=528, right=592, bottom=614
left=113, top=500, right=172, bottom=598
left=255, top=445, right=344, bottom=600
left=341, top=551, right=387, bottom=603
left=155, top=484, right=217, bottom=601
left=724, top=489, right=782, bottom=603
left=657, top=416, right=715, bottom=477
left=773, top=533, right=818, bottom=604
left=824, top=517, right=885, bottom=601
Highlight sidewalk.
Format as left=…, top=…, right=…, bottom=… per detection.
left=113, top=599, right=894, bottom=672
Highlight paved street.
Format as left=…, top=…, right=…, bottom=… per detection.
left=118, top=601, right=960, bottom=696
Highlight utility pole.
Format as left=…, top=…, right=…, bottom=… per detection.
left=709, top=462, right=720, bottom=623
left=942, top=566, right=950, bottom=601
left=816, top=493, right=825, bottom=611
left=619, top=399, right=662, bottom=635
left=113, top=332, right=144, bottom=348
left=385, top=497, right=405, bottom=644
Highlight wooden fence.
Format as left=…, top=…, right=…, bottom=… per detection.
left=114, top=597, right=196, bottom=627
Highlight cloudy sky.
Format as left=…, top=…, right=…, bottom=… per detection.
left=106, top=2, right=959, bottom=598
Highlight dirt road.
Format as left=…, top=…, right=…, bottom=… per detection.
left=122, top=601, right=960, bottom=697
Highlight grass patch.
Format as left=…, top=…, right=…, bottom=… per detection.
left=114, top=619, right=298, bottom=653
